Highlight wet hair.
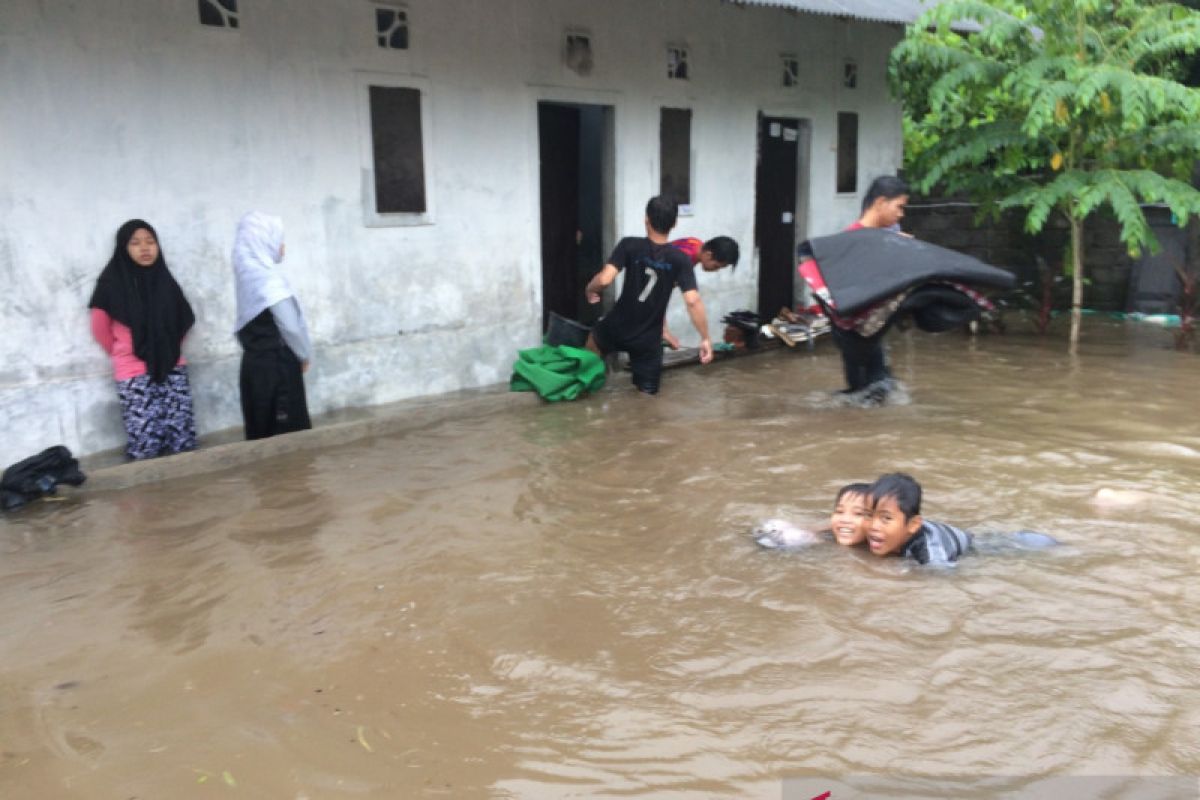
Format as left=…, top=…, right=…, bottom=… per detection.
left=861, top=175, right=911, bottom=212
left=645, top=195, right=679, bottom=235
left=835, top=482, right=871, bottom=505
left=703, top=236, right=740, bottom=269
left=868, top=472, right=922, bottom=519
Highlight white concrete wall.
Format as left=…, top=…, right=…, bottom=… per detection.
left=0, top=0, right=903, bottom=459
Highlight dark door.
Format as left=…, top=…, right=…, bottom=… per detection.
left=538, top=103, right=581, bottom=330
left=575, top=105, right=606, bottom=326
left=538, top=102, right=609, bottom=330
left=754, top=115, right=800, bottom=317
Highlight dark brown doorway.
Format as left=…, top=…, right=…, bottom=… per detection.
left=754, top=114, right=801, bottom=317
left=538, top=102, right=611, bottom=330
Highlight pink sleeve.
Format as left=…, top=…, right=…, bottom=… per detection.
left=90, top=308, right=115, bottom=354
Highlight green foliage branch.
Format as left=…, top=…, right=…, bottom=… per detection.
left=891, top=0, right=1200, bottom=341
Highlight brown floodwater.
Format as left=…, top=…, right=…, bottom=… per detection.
left=1, top=321, right=1198, bottom=799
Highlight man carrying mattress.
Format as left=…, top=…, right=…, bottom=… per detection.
left=798, top=176, right=1014, bottom=402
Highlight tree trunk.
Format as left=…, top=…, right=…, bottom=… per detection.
left=1069, top=214, right=1085, bottom=351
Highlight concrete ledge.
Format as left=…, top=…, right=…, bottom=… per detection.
left=80, top=337, right=835, bottom=494
left=83, top=386, right=531, bottom=493
left=648, top=330, right=832, bottom=370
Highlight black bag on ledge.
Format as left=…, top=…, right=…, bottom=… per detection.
left=721, top=310, right=762, bottom=348
left=0, top=446, right=86, bottom=511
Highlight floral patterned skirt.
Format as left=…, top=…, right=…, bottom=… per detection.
left=116, top=366, right=198, bottom=460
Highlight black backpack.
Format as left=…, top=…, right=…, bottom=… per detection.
left=0, top=446, right=86, bottom=511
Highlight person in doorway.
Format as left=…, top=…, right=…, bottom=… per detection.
left=232, top=211, right=313, bottom=440
left=89, top=219, right=198, bottom=460
left=662, top=235, right=740, bottom=349
left=865, top=472, right=973, bottom=565
left=584, top=196, right=713, bottom=394
left=830, top=176, right=910, bottom=401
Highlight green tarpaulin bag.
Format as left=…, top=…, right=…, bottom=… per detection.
left=509, top=344, right=605, bottom=402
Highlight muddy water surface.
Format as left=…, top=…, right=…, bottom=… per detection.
left=2, top=322, right=1198, bottom=798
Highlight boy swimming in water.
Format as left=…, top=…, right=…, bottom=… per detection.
left=754, top=481, right=872, bottom=549
left=865, top=473, right=972, bottom=565
left=830, top=482, right=872, bottom=546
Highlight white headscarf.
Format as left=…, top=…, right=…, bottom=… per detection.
left=232, top=211, right=292, bottom=333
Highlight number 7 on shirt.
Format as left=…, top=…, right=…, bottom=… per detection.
left=637, top=267, right=658, bottom=302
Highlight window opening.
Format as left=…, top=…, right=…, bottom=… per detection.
left=565, top=33, right=593, bottom=76
left=660, top=107, right=692, bottom=211
left=667, top=47, right=689, bottom=80
left=782, top=55, right=800, bottom=88
left=198, top=0, right=239, bottom=28
left=836, top=112, right=858, bottom=194
left=375, top=6, right=409, bottom=50
left=843, top=59, right=858, bottom=89
left=368, top=85, right=427, bottom=214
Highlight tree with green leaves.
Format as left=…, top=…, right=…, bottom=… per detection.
left=892, top=0, right=1200, bottom=346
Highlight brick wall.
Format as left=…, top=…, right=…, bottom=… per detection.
left=902, top=199, right=1154, bottom=311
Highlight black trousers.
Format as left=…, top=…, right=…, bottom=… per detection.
left=591, top=321, right=663, bottom=395
left=830, top=326, right=890, bottom=392
left=239, top=347, right=311, bottom=440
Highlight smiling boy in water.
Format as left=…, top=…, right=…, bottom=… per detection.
left=830, top=482, right=872, bottom=546
left=865, top=473, right=972, bottom=565
left=753, top=481, right=872, bottom=549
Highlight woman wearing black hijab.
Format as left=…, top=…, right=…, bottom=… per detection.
left=88, top=219, right=198, bottom=460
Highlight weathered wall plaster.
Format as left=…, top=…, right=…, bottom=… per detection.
left=0, top=0, right=902, bottom=459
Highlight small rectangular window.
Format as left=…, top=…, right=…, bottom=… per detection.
left=667, top=47, right=689, bottom=80
left=565, top=33, right=593, bottom=76
left=369, top=85, right=426, bottom=214
left=843, top=59, right=858, bottom=89
left=660, top=107, right=692, bottom=210
left=782, top=55, right=800, bottom=88
left=198, top=0, right=238, bottom=28
left=836, top=112, right=858, bottom=194
left=375, top=6, right=408, bottom=50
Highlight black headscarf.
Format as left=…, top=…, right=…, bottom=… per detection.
left=88, top=219, right=195, bottom=383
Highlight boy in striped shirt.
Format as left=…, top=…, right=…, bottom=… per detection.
left=866, top=473, right=973, bottom=565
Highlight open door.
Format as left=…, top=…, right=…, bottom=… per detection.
left=754, top=114, right=801, bottom=317
left=538, top=102, right=612, bottom=330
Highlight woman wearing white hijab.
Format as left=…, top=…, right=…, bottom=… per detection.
left=232, top=211, right=313, bottom=440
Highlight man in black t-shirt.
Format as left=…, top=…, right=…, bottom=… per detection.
left=584, top=195, right=713, bottom=394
